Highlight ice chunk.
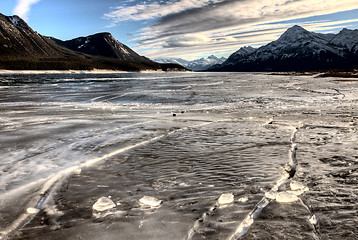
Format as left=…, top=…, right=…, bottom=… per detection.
left=290, top=180, right=309, bottom=191
left=218, top=193, right=234, bottom=205
left=287, top=188, right=306, bottom=196
left=27, top=207, right=39, bottom=214
left=238, top=196, right=249, bottom=202
left=93, top=197, right=116, bottom=211
left=309, top=214, right=318, bottom=225
left=265, top=190, right=278, bottom=200
left=139, top=196, right=162, bottom=207
left=275, top=192, right=299, bottom=203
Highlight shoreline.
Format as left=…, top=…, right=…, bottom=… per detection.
left=0, top=69, right=193, bottom=74
left=0, top=69, right=128, bottom=74
left=268, top=69, right=358, bottom=78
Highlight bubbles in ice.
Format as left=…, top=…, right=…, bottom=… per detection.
left=139, top=196, right=162, bottom=207
left=275, top=192, right=299, bottom=203
left=26, top=207, right=39, bottom=214
left=93, top=197, right=116, bottom=211
left=218, top=193, right=234, bottom=205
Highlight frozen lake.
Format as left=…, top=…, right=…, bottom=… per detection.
left=0, top=72, right=357, bottom=239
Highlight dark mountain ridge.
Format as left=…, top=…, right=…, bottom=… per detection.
left=51, top=32, right=151, bottom=63
left=0, top=14, right=185, bottom=71
left=209, top=25, right=358, bottom=72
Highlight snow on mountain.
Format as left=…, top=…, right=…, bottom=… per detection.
left=154, top=57, right=190, bottom=67
left=7, top=15, right=30, bottom=30
left=210, top=25, right=358, bottom=72
left=223, top=46, right=256, bottom=65
left=155, top=55, right=226, bottom=71
left=249, top=25, right=342, bottom=61
left=187, top=55, right=227, bottom=71
left=329, top=28, right=358, bottom=53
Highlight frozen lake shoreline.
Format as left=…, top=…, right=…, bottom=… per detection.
left=0, top=72, right=357, bottom=239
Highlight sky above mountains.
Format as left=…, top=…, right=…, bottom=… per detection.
left=1, top=0, right=358, bottom=60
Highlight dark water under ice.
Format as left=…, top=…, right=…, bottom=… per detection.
left=0, top=71, right=357, bottom=239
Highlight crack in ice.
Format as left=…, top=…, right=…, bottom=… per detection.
left=227, top=125, right=302, bottom=240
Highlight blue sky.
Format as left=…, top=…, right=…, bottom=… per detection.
left=1, top=0, right=358, bottom=60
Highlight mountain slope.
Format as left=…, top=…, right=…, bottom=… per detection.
left=220, top=46, right=256, bottom=67
left=329, top=28, right=358, bottom=54
left=52, top=33, right=150, bottom=62
left=210, top=25, right=358, bottom=72
left=0, top=14, right=84, bottom=59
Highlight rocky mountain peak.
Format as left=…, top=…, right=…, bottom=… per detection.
left=277, top=25, right=313, bottom=43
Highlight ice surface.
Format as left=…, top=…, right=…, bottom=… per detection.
left=218, top=193, right=234, bottom=205
left=92, top=197, right=116, bottom=211
left=139, top=196, right=162, bottom=207
left=1, top=72, right=358, bottom=240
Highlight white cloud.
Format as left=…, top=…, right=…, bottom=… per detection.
left=104, top=0, right=225, bottom=23
left=13, top=0, right=41, bottom=22
left=105, top=0, right=358, bottom=59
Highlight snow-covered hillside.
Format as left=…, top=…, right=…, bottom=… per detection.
left=155, top=55, right=226, bottom=71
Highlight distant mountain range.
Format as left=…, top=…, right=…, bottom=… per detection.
left=1, top=14, right=357, bottom=72
left=209, top=25, right=358, bottom=72
left=0, top=14, right=185, bottom=71
left=155, top=55, right=227, bottom=71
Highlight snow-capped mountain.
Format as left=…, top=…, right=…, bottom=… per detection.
left=330, top=28, right=358, bottom=54
left=187, top=55, right=227, bottom=71
left=154, top=57, right=190, bottom=67
left=155, top=55, right=226, bottom=71
left=210, top=25, right=358, bottom=72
